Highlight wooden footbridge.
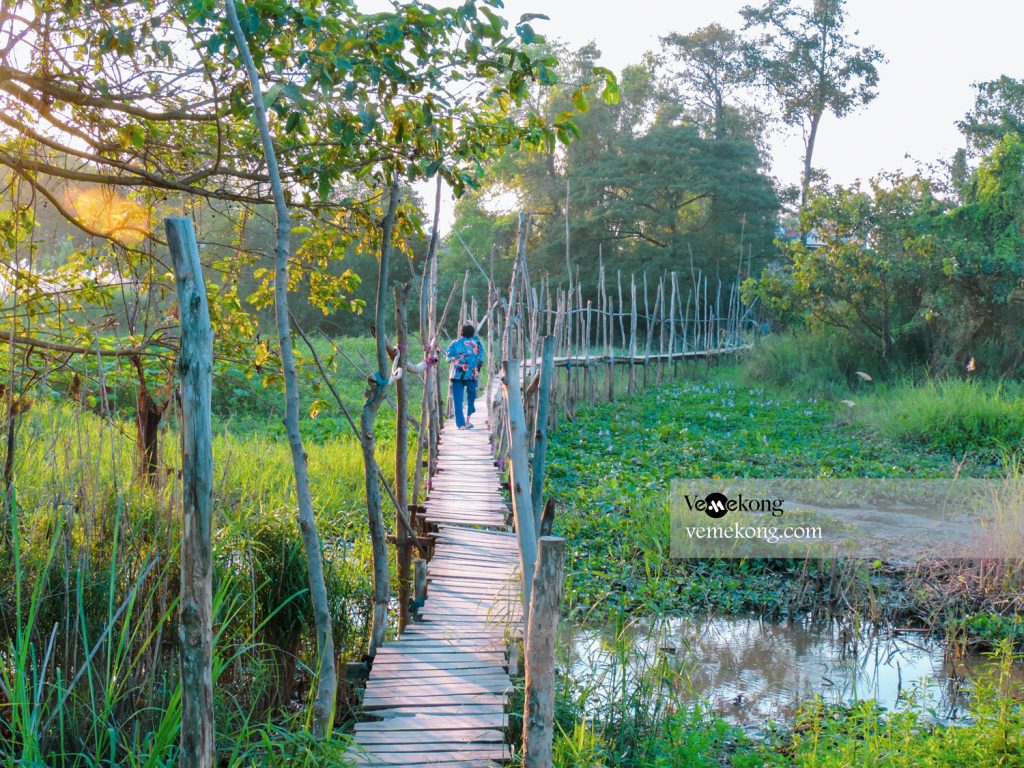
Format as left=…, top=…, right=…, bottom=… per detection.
left=350, top=395, right=523, bottom=766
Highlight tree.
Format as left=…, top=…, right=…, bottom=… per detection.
left=574, top=124, right=779, bottom=275
left=660, top=24, right=755, bottom=141
left=748, top=174, right=946, bottom=363
left=741, top=0, right=884, bottom=210
left=958, top=76, right=1024, bottom=156
left=941, top=132, right=1024, bottom=374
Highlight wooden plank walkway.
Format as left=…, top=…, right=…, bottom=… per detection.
left=350, top=393, right=521, bottom=767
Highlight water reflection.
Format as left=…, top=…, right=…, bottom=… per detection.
left=560, top=616, right=1014, bottom=729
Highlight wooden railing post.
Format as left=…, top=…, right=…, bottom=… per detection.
left=524, top=536, right=566, bottom=768
left=502, top=359, right=537, bottom=620
left=166, top=217, right=214, bottom=768
left=530, top=336, right=555, bottom=530
left=394, top=283, right=412, bottom=631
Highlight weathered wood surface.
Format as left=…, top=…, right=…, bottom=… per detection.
left=350, top=394, right=521, bottom=767
left=166, top=217, right=215, bottom=768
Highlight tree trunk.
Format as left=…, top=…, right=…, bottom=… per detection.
left=135, top=387, right=163, bottom=483
left=529, top=336, right=555, bottom=529
left=801, top=110, right=823, bottom=213
left=225, top=0, right=337, bottom=735
left=166, top=217, right=214, bottom=768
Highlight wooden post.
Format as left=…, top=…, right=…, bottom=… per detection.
left=659, top=276, right=667, bottom=385
left=605, top=291, right=615, bottom=402
left=642, top=272, right=651, bottom=389
left=669, top=272, right=678, bottom=378
left=414, top=558, right=427, bottom=603
left=584, top=300, right=593, bottom=403
left=166, top=217, right=214, bottom=768
left=523, top=536, right=566, bottom=768
left=530, top=336, right=555, bottom=530
left=394, top=283, right=412, bottom=631
left=628, top=274, right=637, bottom=395
left=502, top=360, right=538, bottom=619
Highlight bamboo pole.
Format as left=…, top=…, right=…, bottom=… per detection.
left=629, top=274, right=637, bottom=394
left=606, top=289, right=614, bottom=401
left=584, top=299, right=593, bottom=403
left=166, top=217, right=214, bottom=768
left=657, top=275, right=666, bottom=383
left=642, top=272, right=651, bottom=389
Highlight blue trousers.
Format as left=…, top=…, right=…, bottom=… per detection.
left=450, top=378, right=477, bottom=427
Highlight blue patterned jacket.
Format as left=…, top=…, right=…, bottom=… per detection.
left=446, top=337, right=485, bottom=381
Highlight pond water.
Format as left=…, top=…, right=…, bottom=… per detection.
left=560, top=616, right=1018, bottom=729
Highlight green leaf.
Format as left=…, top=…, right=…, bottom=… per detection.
left=600, top=79, right=620, bottom=105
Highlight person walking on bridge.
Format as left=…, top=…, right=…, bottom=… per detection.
left=446, top=324, right=485, bottom=430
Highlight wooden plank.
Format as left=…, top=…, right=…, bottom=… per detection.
left=355, top=730, right=505, bottom=745
left=355, top=714, right=507, bottom=732
left=352, top=749, right=508, bottom=765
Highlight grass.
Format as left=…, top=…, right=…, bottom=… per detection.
left=857, top=378, right=1024, bottom=457
left=0, top=334, right=420, bottom=765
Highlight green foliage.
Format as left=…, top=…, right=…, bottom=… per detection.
left=0, top=382, right=387, bottom=763
left=552, top=721, right=612, bottom=768
left=962, top=612, right=1024, bottom=650
left=444, top=40, right=778, bottom=288
left=748, top=146, right=1024, bottom=376
left=740, top=331, right=875, bottom=397
left=546, top=367, right=972, bottom=619
left=777, top=644, right=1024, bottom=766
left=573, top=123, right=779, bottom=275
left=858, top=378, right=1024, bottom=456
left=958, top=75, right=1024, bottom=156
left=747, top=174, right=947, bottom=363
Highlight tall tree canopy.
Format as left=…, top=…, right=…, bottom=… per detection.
left=741, top=0, right=884, bottom=209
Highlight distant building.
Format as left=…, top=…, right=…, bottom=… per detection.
left=775, top=225, right=824, bottom=250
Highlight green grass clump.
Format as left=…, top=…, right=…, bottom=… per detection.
left=0, top=334, right=411, bottom=764
left=860, top=378, right=1024, bottom=456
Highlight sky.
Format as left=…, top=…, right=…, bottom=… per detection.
left=366, top=0, right=1024, bottom=229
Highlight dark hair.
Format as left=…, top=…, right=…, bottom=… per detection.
left=461, top=324, right=475, bottom=338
